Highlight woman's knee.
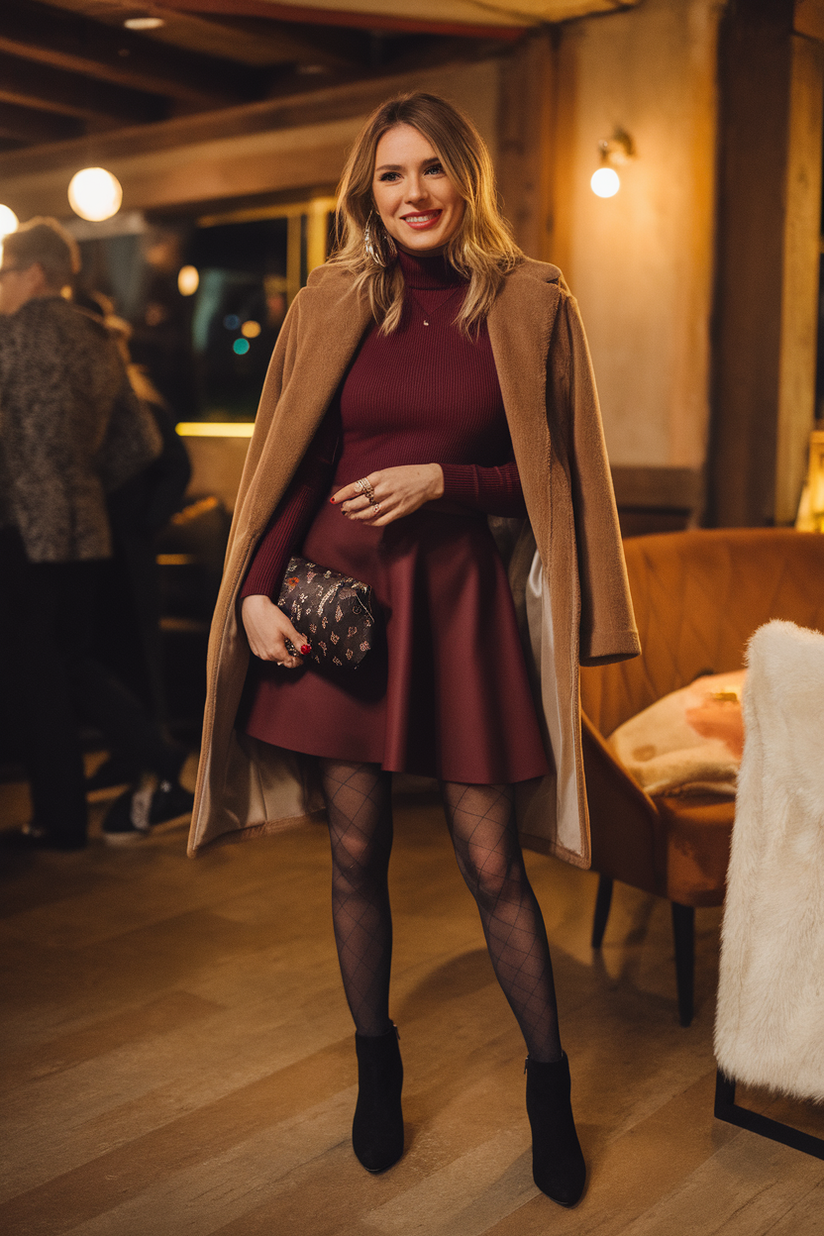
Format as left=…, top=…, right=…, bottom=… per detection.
left=455, top=845, right=519, bottom=908
left=329, top=824, right=392, bottom=890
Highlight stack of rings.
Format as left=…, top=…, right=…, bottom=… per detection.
left=355, top=476, right=382, bottom=516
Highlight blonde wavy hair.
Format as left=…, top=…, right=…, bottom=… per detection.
left=331, top=92, right=523, bottom=336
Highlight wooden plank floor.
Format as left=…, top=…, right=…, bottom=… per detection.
left=2, top=767, right=824, bottom=1235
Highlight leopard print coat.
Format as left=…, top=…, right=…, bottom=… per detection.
left=0, top=296, right=161, bottom=562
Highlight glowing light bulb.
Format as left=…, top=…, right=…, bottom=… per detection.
left=124, top=16, right=165, bottom=29
left=590, top=167, right=621, bottom=198
left=177, top=265, right=199, bottom=296
left=68, top=168, right=123, bottom=222
left=0, top=205, right=18, bottom=238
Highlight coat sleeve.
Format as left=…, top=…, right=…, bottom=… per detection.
left=548, top=290, right=640, bottom=666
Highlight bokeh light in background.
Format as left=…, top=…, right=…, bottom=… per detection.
left=0, top=205, right=19, bottom=264
left=0, top=205, right=19, bottom=238
left=68, top=167, right=123, bottom=222
left=177, top=264, right=200, bottom=296
left=241, top=320, right=261, bottom=338
left=591, top=167, right=621, bottom=198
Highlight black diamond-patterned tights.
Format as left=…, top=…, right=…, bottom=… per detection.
left=319, top=759, right=394, bottom=1038
left=441, top=781, right=561, bottom=1063
left=319, top=760, right=562, bottom=1061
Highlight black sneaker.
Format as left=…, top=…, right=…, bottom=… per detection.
left=85, top=755, right=140, bottom=797
left=101, top=774, right=194, bottom=845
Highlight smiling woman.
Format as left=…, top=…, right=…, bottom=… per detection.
left=190, top=90, right=638, bottom=1211
left=330, top=91, right=522, bottom=336
left=372, top=125, right=465, bottom=253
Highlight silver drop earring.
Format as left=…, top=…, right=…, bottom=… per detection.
left=363, top=211, right=396, bottom=268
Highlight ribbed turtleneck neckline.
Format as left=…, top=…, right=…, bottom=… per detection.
left=397, top=248, right=464, bottom=290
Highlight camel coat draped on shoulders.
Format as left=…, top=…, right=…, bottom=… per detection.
left=187, top=257, right=639, bottom=867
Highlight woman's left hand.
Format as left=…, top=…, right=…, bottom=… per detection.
left=330, top=463, right=444, bottom=527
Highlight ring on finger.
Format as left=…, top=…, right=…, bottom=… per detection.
left=370, top=502, right=382, bottom=516
left=356, top=476, right=375, bottom=502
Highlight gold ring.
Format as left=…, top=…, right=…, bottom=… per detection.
left=356, top=477, right=375, bottom=502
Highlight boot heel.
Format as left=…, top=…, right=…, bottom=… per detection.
left=525, top=1052, right=586, bottom=1207
left=352, top=1024, right=404, bottom=1173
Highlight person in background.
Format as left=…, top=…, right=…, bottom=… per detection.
left=74, top=290, right=192, bottom=783
left=0, top=217, right=192, bottom=850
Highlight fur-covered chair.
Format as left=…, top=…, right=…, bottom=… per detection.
left=579, top=528, right=824, bottom=1025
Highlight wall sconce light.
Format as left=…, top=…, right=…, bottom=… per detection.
left=591, top=129, right=636, bottom=197
left=68, top=167, right=123, bottom=222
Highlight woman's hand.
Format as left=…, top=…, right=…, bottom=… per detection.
left=241, top=595, right=310, bottom=668
left=330, top=463, right=444, bottom=526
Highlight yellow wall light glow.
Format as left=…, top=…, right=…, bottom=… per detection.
left=68, top=168, right=123, bottom=222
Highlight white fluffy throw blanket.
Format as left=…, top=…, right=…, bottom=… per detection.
left=715, top=620, right=824, bottom=1102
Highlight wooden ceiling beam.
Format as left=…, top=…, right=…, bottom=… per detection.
left=193, top=19, right=374, bottom=72
left=155, top=0, right=526, bottom=39
left=0, top=49, right=165, bottom=125
left=0, top=99, right=82, bottom=144
left=0, top=0, right=254, bottom=108
left=0, top=68, right=455, bottom=176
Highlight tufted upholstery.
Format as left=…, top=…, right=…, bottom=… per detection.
left=579, top=528, right=824, bottom=1022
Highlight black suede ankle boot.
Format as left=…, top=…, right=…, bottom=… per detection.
left=525, top=1052, right=586, bottom=1207
left=352, top=1024, right=404, bottom=1173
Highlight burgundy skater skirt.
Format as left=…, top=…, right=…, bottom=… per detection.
left=241, top=497, right=550, bottom=785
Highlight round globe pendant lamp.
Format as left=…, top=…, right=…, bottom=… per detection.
left=68, top=168, right=123, bottom=222
left=0, top=205, right=18, bottom=237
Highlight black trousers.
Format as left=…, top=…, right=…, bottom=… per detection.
left=0, top=529, right=179, bottom=845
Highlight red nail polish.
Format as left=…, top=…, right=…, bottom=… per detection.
left=300, top=644, right=311, bottom=655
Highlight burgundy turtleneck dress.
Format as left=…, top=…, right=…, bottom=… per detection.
left=239, top=250, right=549, bottom=784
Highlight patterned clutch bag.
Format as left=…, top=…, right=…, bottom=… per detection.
left=276, top=555, right=377, bottom=669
